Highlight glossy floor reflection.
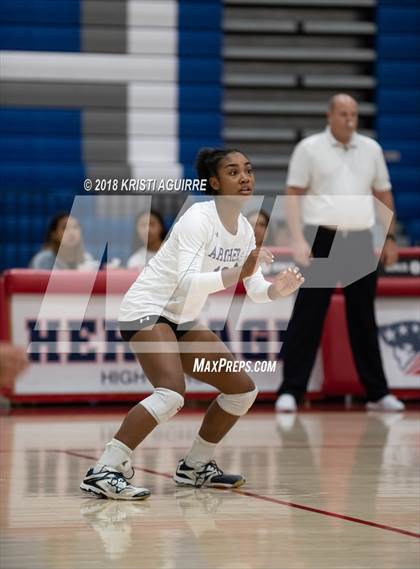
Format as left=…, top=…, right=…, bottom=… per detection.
left=0, top=409, right=419, bottom=569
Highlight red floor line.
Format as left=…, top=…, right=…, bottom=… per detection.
left=235, top=489, right=420, bottom=539
left=63, top=450, right=420, bottom=540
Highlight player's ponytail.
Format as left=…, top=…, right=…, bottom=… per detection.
left=195, top=147, right=242, bottom=195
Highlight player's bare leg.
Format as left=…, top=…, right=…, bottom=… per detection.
left=81, top=325, right=185, bottom=500
left=173, top=328, right=257, bottom=488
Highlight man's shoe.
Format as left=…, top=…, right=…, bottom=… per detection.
left=80, top=466, right=151, bottom=500
left=173, top=459, right=245, bottom=489
left=366, top=394, right=405, bottom=412
left=275, top=393, right=297, bottom=413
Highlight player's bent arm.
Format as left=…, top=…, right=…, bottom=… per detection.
left=179, top=262, right=263, bottom=298
left=243, top=266, right=304, bottom=303
left=176, top=206, right=274, bottom=296
left=176, top=225, right=244, bottom=296
left=176, top=208, right=226, bottom=296
left=243, top=268, right=271, bottom=303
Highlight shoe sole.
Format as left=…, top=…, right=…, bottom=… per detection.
left=172, top=476, right=246, bottom=489
left=80, top=483, right=151, bottom=501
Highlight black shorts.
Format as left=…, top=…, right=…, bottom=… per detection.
left=118, top=315, right=198, bottom=343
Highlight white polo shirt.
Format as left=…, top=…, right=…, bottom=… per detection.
left=286, top=127, right=392, bottom=230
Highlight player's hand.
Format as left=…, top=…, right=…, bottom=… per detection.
left=240, top=248, right=273, bottom=279
left=380, top=239, right=398, bottom=267
left=269, top=267, right=305, bottom=299
left=0, top=344, right=29, bottom=389
left=291, top=238, right=312, bottom=267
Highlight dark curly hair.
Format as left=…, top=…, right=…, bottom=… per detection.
left=195, top=147, right=248, bottom=195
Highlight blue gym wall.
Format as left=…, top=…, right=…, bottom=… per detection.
left=376, top=0, right=420, bottom=244
left=0, top=1, right=224, bottom=270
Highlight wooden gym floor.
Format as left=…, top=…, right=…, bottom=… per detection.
left=0, top=407, right=419, bottom=569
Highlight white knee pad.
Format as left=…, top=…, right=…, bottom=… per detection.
left=216, top=386, right=258, bottom=416
left=139, top=387, right=184, bottom=424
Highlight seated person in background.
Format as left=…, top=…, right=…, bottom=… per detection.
left=126, top=210, right=167, bottom=270
left=246, top=210, right=273, bottom=274
left=273, top=220, right=290, bottom=247
left=0, top=344, right=29, bottom=389
left=246, top=210, right=272, bottom=248
left=30, top=212, right=96, bottom=270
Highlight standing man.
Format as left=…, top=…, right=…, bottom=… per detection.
left=275, top=94, right=405, bottom=413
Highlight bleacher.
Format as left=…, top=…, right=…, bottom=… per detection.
left=0, top=0, right=419, bottom=273
left=223, top=0, right=377, bottom=193
left=223, top=0, right=419, bottom=240
left=0, top=0, right=223, bottom=270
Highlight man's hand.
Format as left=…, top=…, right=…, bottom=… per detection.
left=380, top=238, right=398, bottom=267
left=291, top=238, right=312, bottom=267
left=0, top=344, right=29, bottom=389
left=269, top=267, right=305, bottom=299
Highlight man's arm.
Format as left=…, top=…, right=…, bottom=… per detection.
left=373, top=189, right=399, bottom=267
left=373, top=189, right=396, bottom=237
left=286, top=186, right=312, bottom=266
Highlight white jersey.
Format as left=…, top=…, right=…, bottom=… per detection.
left=119, top=200, right=272, bottom=324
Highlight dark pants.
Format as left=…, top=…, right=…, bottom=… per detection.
left=278, top=226, right=389, bottom=402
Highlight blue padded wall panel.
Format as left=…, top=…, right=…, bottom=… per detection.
left=377, top=7, right=420, bottom=33
left=0, top=136, right=82, bottom=162
left=179, top=59, right=222, bottom=84
left=0, top=193, right=18, bottom=215
left=0, top=163, right=85, bottom=190
left=0, top=109, right=82, bottom=135
left=388, top=166, right=420, bottom=190
left=2, top=246, right=18, bottom=270
left=1, top=217, right=18, bottom=244
left=376, top=35, right=420, bottom=58
left=393, top=193, right=420, bottom=221
left=382, top=141, right=420, bottom=166
left=179, top=86, right=222, bottom=111
left=178, top=84, right=223, bottom=112
left=377, top=90, right=420, bottom=113
left=379, top=0, right=420, bottom=4
left=1, top=1, right=80, bottom=25
left=377, top=116, right=420, bottom=139
left=178, top=2, right=223, bottom=30
left=0, top=25, right=80, bottom=51
left=178, top=0, right=223, bottom=179
left=179, top=31, right=222, bottom=56
left=0, top=0, right=83, bottom=269
left=406, top=220, right=420, bottom=244
left=376, top=62, right=420, bottom=87
left=180, top=138, right=223, bottom=163
left=179, top=113, right=223, bottom=136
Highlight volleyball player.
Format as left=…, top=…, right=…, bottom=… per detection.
left=80, top=148, right=304, bottom=500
